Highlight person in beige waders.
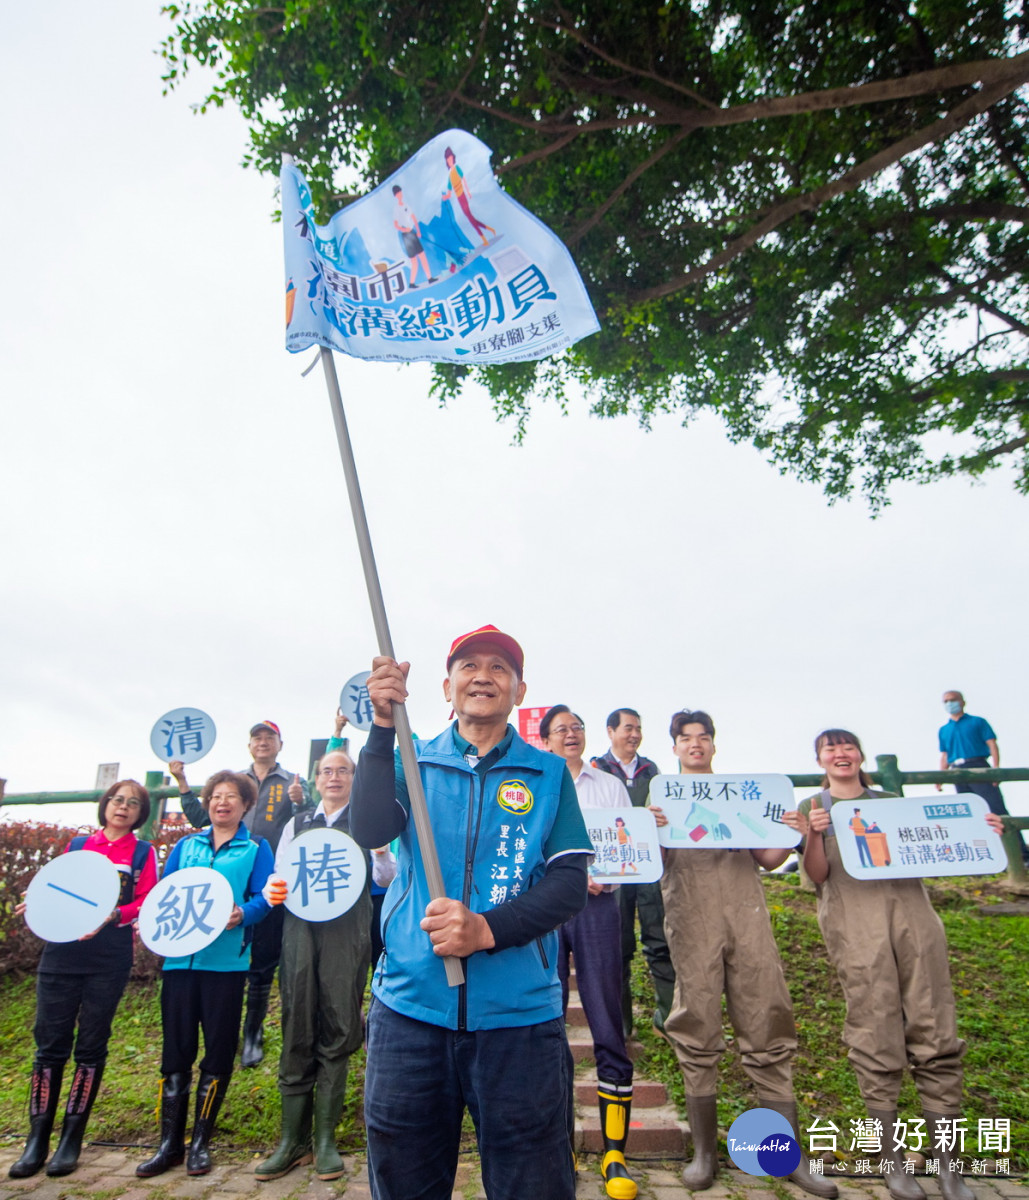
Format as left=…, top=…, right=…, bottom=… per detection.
left=650, top=711, right=835, bottom=1197
left=785, top=729, right=1003, bottom=1200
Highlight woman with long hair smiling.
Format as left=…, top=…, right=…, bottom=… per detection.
left=785, top=730, right=1002, bottom=1200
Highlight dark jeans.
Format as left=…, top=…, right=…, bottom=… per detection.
left=34, top=968, right=130, bottom=1067
left=558, top=891, right=632, bottom=1086
left=160, top=969, right=246, bottom=1076
left=365, top=999, right=576, bottom=1200
left=247, top=903, right=284, bottom=989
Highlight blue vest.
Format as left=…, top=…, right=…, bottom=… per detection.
left=373, top=728, right=568, bottom=1031
left=162, top=826, right=264, bottom=973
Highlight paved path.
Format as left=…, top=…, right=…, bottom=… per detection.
left=0, top=1140, right=1024, bottom=1200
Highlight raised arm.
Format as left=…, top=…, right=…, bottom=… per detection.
left=349, top=657, right=413, bottom=847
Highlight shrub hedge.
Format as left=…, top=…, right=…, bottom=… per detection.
left=0, top=818, right=191, bottom=980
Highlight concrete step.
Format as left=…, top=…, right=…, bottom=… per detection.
left=568, top=1031, right=597, bottom=1064
left=574, top=1079, right=668, bottom=1108
left=566, top=1031, right=647, bottom=1066
left=575, top=1104, right=687, bottom=1158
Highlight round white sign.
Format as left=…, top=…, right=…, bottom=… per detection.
left=138, top=866, right=234, bottom=957
left=275, top=827, right=368, bottom=922
left=25, top=851, right=122, bottom=943
left=338, top=672, right=375, bottom=732
left=149, top=707, right=217, bottom=765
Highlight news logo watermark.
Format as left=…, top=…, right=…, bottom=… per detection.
left=805, top=1115, right=1013, bottom=1178
left=725, top=1110, right=1015, bottom=1180
left=726, top=1109, right=801, bottom=1177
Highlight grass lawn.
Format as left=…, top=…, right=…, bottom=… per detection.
left=630, top=872, right=1029, bottom=1175
left=0, top=874, right=1025, bottom=1173
left=0, top=977, right=366, bottom=1161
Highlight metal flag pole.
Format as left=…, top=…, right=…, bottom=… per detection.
left=319, top=345, right=464, bottom=987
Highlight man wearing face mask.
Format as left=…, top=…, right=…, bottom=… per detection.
left=938, top=691, right=1028, bottom=861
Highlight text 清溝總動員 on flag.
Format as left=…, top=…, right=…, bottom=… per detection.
left=281, top=129, right=599, bottom=365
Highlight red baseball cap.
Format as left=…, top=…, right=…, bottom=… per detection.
left=250, top=720, right=282, bottom=738
left=446, top=625, right=524, bottom=676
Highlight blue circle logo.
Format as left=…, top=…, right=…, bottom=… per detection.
left=726, top=1108, right=800, bottom=1177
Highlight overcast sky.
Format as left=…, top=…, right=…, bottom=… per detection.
left=2, top=3, right=1027, bottom=828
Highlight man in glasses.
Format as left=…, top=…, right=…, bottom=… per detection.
left=256, top=749, right=387, bottom=1183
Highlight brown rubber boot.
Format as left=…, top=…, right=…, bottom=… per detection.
left=682, top=1094, right=718, bottom=1190
left=924, top=1112, right=974, bottom=1200
left=760, top=1098, right=838, bottom=1198
left=866, top=1108, right=926, bottom=1200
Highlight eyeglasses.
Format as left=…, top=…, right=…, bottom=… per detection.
left=110, top=798, right=141, bottom=809
left=319, top=767, right=353, bottom=777
left=549, top=723, right=584, bottom=736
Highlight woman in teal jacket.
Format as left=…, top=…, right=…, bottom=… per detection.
left=137, top=770, right=273, bottom=1180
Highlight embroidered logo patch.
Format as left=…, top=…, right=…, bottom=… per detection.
left=497, top=779, right=534, bottom=814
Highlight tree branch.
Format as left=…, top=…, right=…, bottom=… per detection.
left=933, top=267, right=1029, bottom=335
left=568, top=129, right=692, bottom=244
left=988, top=106, right=1029, bottom=198
left=627, top=73, right=1028, bottom=304
left=537, top=49, right=1029, bottom=133
left=907, top=348, right=1027, bottom=401
left=437, top=1, right=494, bottom=122
left=537, top=8, right=720, bottom=110
left=961, top=433, right=1029, bottom=466
left=918, top=200, right=1029, bottom=225
left=493, top=129, right=583, bottom=174
left=433, top=51, right=1029, bottom=159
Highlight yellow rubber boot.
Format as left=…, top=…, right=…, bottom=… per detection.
left=598, top=1084, right=637, bottom=1200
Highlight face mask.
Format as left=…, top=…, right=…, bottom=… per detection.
left=944, top=700, right=962, bottom=715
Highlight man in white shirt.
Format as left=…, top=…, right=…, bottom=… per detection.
left=544, top=705, right=637, bottom=1200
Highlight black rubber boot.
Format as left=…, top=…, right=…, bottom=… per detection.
left=925, top=1112, right=974, bottom=1200
left=255, top=1092, right=313, bottom=1181
left=9, top=1063, right=63, bottom=1179
left=187, top=1071, right=230, bottom=1175
left=760, top=1098, right=839, bottom=1198
left=681, top=1093, right=718, bottom=1190
left=46, top=1063, right=104, bottom=1176
left=866, top=1107, right=926, bottom=1200
left=136, top=1073, right=190, bottom=1178
left=240, top=983, right=272, bottom=1068
left=598, top=1084, right=637, bottom=1199
left=653, top=977, right=675, bottom=1037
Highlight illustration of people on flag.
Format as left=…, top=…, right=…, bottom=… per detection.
left=281, top=128, right=599, bottom=365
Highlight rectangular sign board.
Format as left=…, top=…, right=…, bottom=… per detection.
left=829, top=794, right=1006, bottom=879
left=580, top=806, right=662, bottom=884
left=651, top=774, right=801, bottom=849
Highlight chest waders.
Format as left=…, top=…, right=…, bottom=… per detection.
left=813, top=790, right=972, bottom=1200
left=662, top=847, right=837, bottom=1197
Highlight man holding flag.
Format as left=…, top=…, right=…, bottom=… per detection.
left=279, top=130, right=602, bottom=1199
left=350, top=626, right=593, bottom=1200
